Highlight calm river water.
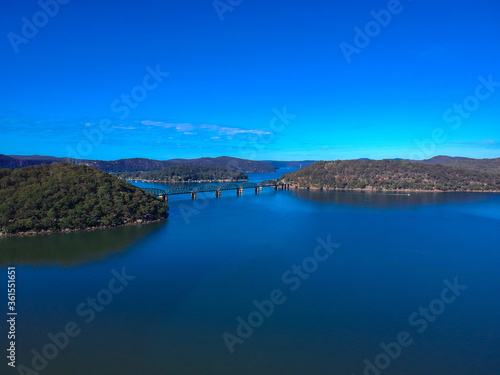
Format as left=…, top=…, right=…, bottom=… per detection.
left=1, top=168, right=499, bottom=375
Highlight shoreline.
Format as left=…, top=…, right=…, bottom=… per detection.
left=125, top=178, right=249, bottom=183
left=286, top=185, right=500, bottom=193
left=0, top=217, right=167, bottom=238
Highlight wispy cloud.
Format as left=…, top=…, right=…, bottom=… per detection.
left=141, top=121, right=196, bottom=132
left=140, top=120, right=271, bottom=136
left=198, top=123, right=272, bottom=136
left=114, top=126, right=136, bottom=130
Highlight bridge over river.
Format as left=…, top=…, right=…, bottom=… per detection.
left=141, top=180, right=289, bottom=201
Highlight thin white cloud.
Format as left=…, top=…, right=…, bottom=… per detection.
left=141, top=120, right=271, bottom=136
left=141, top=120, right=196, bottom=132
left=199, top=123, right=272, bottom=136
left=114, top=126, right=136, bottom=130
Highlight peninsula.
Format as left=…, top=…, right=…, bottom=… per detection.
left=117, top=165, right=248, bottom=182
left=280, top=160, right=500, bottom=192
left=0, top=163, right=168, bottom=235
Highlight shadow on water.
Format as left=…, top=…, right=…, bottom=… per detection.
left=289, top=189, right=496, bottom=209
left=0, top=221, right=165, bottom=266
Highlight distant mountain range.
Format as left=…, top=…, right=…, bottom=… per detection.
left=418, top=155, right=500, bottom=173
left=361, top=155, right=500, bottom=173
left=264, top=160, right=317, bottom=168
left=1, top=154, right=499, bottom=174
left=417, top=155, right=470, bottom=164
left=0, top=155, right=275, bottom=173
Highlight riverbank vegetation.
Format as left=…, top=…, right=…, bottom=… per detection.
left=280, top=160, right=500, bottom=192
left=117, top=165, right=248, bottom=182
left=437, top=157, right=500, bottom=173
left=0, top=163, right=168, bottom=235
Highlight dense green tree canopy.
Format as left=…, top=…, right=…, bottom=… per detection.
left=0, top=163, right=168, bottom=234
left=280, top=160, right=500, bottom=192
left=117, top=165, right=248, bottom=182
left=439, top=158, right=500, bottom=173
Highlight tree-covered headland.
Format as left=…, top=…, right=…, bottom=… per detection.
left=0, top=163, right=168, bottom=235
left=280, top=160, right=500, bottom=192
left=117, top=165, right=248, bottom=182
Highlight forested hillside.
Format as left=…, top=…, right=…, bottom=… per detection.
left=0, top=163, right=168, bottom=234
left=118, top=165, right=248, bottom=181
left=280, top=160, right=500, bottom=192
left=439, top=158, right=500, bottom=173
left=0, top=155, right=275, bottom=173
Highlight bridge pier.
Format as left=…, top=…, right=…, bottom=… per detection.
left=144, top=182, right=290, bottom=202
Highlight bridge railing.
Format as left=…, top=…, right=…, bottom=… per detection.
left=166, top=187, right=194, bottom=195
left=143, top=187, right=167, bottom=196
left=193, top=185, right=219, bottom=193
left=218, top=183, right=240, bottom=191
left=240, top=182, right=259, bottom=189
left=140, top=180, right=287, bottom=200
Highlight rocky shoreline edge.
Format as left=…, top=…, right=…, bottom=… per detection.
left=284, top=185, right=500, bottom=193
left=125, top=178, right=249, bottom=183
left=0, top=216, right=168, bottom=238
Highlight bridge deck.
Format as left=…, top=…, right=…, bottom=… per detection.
left=142, top=180, right=288, bottom=199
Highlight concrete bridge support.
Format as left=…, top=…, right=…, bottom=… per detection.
left=147, top=182, right=291, bottom=202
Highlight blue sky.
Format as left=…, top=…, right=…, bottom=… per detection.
left=1, top=0, right=499, bottom=161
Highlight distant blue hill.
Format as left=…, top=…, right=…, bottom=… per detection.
left=1, top=154, right=499, bottom=174
left=0, top=155, right=275, bottom=173
left=263, top=160, right=317, bottom=168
